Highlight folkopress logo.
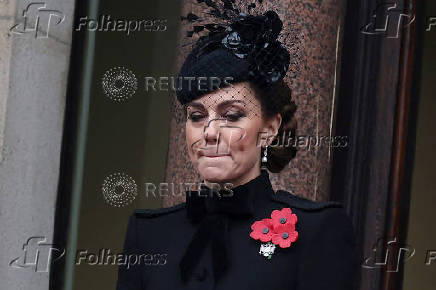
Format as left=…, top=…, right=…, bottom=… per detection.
left=10, top=2, right=65, bottom=38
left=361, top=2, right=415, bottom=38
left=9, top=237, right=65, bottom=272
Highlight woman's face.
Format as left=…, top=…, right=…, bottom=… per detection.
left=185, top=82, right=281, bottom=187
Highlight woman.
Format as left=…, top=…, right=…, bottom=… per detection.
left=117, top=10, right=358, bottom=290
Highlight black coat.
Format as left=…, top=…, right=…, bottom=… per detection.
left=116, top=170, right=359, bottom=290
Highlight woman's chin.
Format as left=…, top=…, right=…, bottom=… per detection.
left=198, top=165, right=233, bottom=183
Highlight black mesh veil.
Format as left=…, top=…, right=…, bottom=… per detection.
left=169, top=0, right=303, bottom=124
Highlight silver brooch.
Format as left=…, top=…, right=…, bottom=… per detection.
left=259, top=242, right=276, bottom=259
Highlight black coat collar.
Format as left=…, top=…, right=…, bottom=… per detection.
left=185, top=169, right=273, bottom=222
left=180, top=169, right=274, bottom=284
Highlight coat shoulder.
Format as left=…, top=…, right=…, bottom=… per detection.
left=271, top=189, right=343, bottom=211
left=134, top=202, right=186, bottom=218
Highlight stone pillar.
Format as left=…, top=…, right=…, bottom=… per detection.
left=0, top=0, right=75, bottom=289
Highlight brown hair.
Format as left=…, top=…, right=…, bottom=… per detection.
left=250, top=80, right=298, bottom=173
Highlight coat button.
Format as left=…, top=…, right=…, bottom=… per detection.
left=194, top=268, right=208, bottom=281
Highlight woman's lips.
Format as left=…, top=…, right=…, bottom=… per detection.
left=197, top=146, right=231, bottom=158
left=198, top=150, right=231, bottom=158
left=200, top=152, right=231, bottom=157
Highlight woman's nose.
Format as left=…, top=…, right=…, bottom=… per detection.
left=203, top=117, right=226, bottom=144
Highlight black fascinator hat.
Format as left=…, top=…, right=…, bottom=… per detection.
left=177, top=10, right=291, bottom=105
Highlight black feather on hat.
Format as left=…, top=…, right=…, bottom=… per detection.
left=177, top=9, right=290, bottom=105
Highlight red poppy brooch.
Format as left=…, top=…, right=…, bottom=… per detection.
left=250, top=208, right=298, bottom=259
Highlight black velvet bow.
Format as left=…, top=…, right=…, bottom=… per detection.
left=179, top=183, right=256, bottom=284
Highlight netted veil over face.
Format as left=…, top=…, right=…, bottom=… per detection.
left=170, top=0, right=303, bottom=124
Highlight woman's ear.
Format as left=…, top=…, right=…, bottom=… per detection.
left=263, top=113, right=282, bottom=146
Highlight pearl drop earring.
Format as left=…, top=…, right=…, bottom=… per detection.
left=262, top=145, right=268, bottom=163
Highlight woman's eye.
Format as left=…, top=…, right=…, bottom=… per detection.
left=224, top=112, right=244, bottom=122
left=188, top=113, right=204, bottom=122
